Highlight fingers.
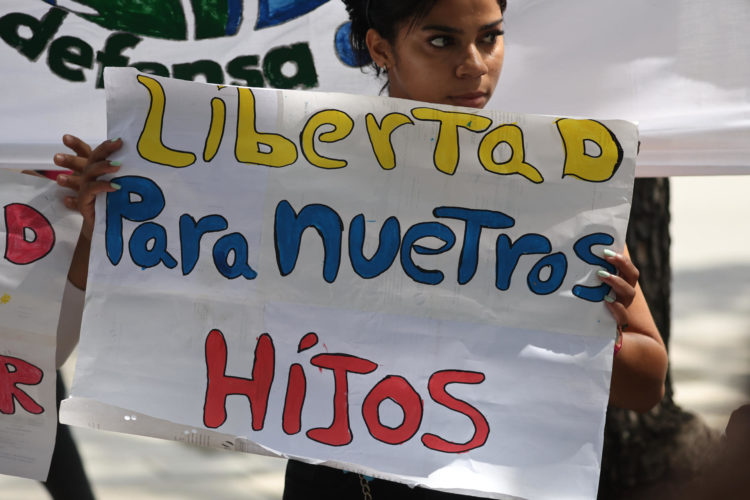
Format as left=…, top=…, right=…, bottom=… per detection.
left=56, top=161, right=120, bottom=193
left=55, top=137, right=123, bottom=237
left=63, top=137, right=122, bottom=197
left=81, top=159, right=121, bottom=182
left=598, top=248, right=638, bottom=309
left=55, top=135, right=92, bottom=173
left=599, top=270, right=636, bottom=308
left=604, top=300, right=629, bottom=329
left=54, top=136, right=122, bottom=176
left=88, top=138, right=123, bottom=165
left=603, top=249, right=639, bottom=286
left=53, top=152, right=89, bottom=173
left=62, top=134, right=92, bottom=158
left=55, top=172, right=82, bottom=192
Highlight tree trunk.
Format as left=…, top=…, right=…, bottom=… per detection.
left=597, top=178, right=722, bottom=499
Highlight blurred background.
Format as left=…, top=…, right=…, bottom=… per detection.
left=1, top=176, right=748, bottom=500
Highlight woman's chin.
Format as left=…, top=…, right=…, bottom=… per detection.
left=447, top=94, right=488, bottom=109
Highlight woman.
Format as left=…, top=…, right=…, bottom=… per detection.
left=55, top=0, right=668, bottom=497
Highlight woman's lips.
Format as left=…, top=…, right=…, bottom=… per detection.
left=448, top=92, right=488, bottom=108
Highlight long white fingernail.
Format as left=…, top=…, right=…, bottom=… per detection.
left=604, top=295, right=615, bottom=303
left=597, top=269, right=611, bottom=278
left=110, top=182, right=121, bottom=190
left=603, top=249, right=617, bottom=257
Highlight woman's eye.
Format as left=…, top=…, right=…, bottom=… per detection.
left=481, top=30, right=503, bottom=44
left=428, top=36, right=451, bottom=48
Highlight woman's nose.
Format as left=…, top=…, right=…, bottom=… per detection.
left=456, top=45, right=488, bottom=78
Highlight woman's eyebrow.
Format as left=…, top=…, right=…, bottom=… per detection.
left=481, top=19, right=503, bottom=30
left=421, top=24, right=462, bottom=34
left=421, top=19, right=504, bottom=34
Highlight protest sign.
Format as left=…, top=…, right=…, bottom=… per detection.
left=0, top=170, right=81, bottom=481
left=61, top=67, right=637, bottom=499
left=1, top=0, right=748, bottom=176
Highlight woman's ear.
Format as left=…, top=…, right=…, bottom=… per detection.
left=365, top=28, right=394, bottom=70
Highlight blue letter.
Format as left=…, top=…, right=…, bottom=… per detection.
left=128, top=222, right=177, bottom=269
left=275, top=200, right=343, bottom=283
left=434, top=207, right=515, bottom=285
left=179, top=214, right=228, bottom=275
left=400, top=222, right=455, bottom=285
left=105, top=176, right=165, bottom=266
left=496, top=233, right=550, bottom=290
left=527, top=252, right=567, bottom=295
left=349, top=214, right=400, bottom=279
left=572, top=232, right=615, bottom=302
left=213, top=233, right=257, bottom=279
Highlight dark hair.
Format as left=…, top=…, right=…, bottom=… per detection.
left=342, top=0, right=507, bottom=73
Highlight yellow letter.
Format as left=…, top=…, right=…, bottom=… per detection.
left=557, top=118, right=623, bottom=182
left=203, top=97, right=226, bottom=162
left=411, top=108, right=491, bottom=175
left=136, top=75, right=196, bottom=168
left=300, top=109, right=354, bottom=169
left=236, top=88, right=297, bottom=167
left=478, top=124, right=543, bottom=183
left=365, top=113, right=413, bottom=170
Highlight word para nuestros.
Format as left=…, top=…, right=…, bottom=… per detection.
left=134, top=74, right=624, bottom=184
left=204, top=329, right=488, bottom=452
left=0, top=8, right=318, bottom=89
left=105, top=176, right=615, bottom=302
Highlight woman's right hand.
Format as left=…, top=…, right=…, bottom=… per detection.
left=54, top=135, right=123, bottom=290
left=54, top=135, right=123, bottom=240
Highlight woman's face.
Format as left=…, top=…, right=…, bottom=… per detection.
left=368, top=0, right=504, bottom=109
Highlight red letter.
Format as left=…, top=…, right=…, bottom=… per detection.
left=306, top=353, right=377, bottom=446
left=282, top=363, right=306, bottom=435
left=421, top=370, right=489, bottom=453
left=283, top=332, right=320, bottom=434
left=297, top=332, right=318, bottom=352
left=4, top=203, right=55, bottom=265
left=203, top=329, right=274, bottom=430
left=0, top=355, right=44, bottom=415
left=362, top=375, right=423, bottom=445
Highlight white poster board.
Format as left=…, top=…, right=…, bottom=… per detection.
left=0, top=170, right=81, bottom=480
left=62, top=68, right=637, bottom=499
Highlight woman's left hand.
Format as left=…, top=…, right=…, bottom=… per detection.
left=599, top=246, right=668, bottom=413
left=598, top=249, right=639, bottom=330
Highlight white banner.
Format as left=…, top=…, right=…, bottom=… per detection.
left=0, top=0, right=747, bottom=176
left=0, top=170, right=81, bottom=481
left=61, top=68, right=637, bottom=499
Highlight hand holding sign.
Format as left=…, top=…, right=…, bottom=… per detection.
left=55, top=136, right=122, bottom=240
